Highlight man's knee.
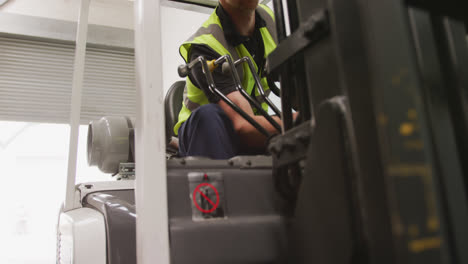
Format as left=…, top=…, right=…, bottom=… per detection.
left=191, top=103, right=223, bottom=117
left=190, top=104, right=227, bottom=126
left=178, top=103, right=239, bottom=159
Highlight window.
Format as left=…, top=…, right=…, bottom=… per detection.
left=0, top=121, right=110, bottom=264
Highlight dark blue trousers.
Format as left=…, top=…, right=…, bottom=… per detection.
left=178, top=104, right=241, bottom=159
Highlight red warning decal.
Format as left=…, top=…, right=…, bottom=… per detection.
left=192, top=183, right=220, bottom=213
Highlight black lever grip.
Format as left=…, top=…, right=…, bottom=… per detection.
left=178, top=64, right=190, bottom=78
left=222, top=61, right=231, bottom=75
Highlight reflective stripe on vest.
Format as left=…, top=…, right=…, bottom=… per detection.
left=174, top=4, right=277, bottom=135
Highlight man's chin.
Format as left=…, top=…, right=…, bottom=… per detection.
left=245, top=1, right=259, bottom=10
left=238, top=4, right=258, bottom=12
left=226, top=0, right=259, bottom=12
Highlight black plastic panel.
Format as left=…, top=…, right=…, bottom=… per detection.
left=84, top=156, right=287, bottom=264
left=84, top=190, right=136, bottom=264
left=167, top=156, right=288, bottom=264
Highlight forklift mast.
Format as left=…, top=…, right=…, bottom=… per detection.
left=267, top=0, right=468, bottom=263
left=63, top=0, right=468, bottom=263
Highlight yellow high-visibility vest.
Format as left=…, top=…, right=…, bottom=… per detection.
left=174, top=4, right=277, bottom=135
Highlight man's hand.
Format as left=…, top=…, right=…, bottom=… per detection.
left=217, top=91, right=281, bottom=150
left=293, top=111, right=299, bottom=121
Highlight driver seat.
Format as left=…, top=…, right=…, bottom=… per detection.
left=165, top=81, right=185, bottom=152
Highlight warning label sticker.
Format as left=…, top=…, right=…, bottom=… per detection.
left=188, top=172, right=226, bottom=221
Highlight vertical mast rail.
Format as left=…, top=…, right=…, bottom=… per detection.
left=134, top=0, right=170, bottom=263
left=64, top=0, right=90, bottom=212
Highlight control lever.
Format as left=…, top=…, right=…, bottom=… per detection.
left=178, top=56, right=271, bottom=137
left=228, top=57, right=282, bottom=117
left=215, top=55, right=281, bottom=132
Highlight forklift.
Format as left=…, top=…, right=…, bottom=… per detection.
left=56, top=0, right=468, bottom=263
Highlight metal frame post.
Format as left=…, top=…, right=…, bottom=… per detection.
left=134, top=0, right=171, bottom=263
left=64, top=0, right=90, bottom=212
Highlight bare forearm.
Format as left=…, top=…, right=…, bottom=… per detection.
left=237, top=113, right=302, bottom=149
left=219, top=91, right=297, bottom=150
left=236, top=115, right=281, bottom=149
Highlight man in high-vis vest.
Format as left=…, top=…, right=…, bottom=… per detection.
left=175, top=0, right=283, bottom=159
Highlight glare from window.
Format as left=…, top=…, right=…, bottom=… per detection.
left=0, top=121, right=110, bottom=264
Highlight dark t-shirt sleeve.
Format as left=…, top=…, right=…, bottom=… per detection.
left=188, top=44, right=237, bottom=103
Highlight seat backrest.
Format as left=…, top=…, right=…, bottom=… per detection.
left=165, top=81, right=185, bottom=142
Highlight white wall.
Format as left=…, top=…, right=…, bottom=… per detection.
left=0, top=0, right=134, bottom=29
left=161, top=5, right=209, bottom=92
